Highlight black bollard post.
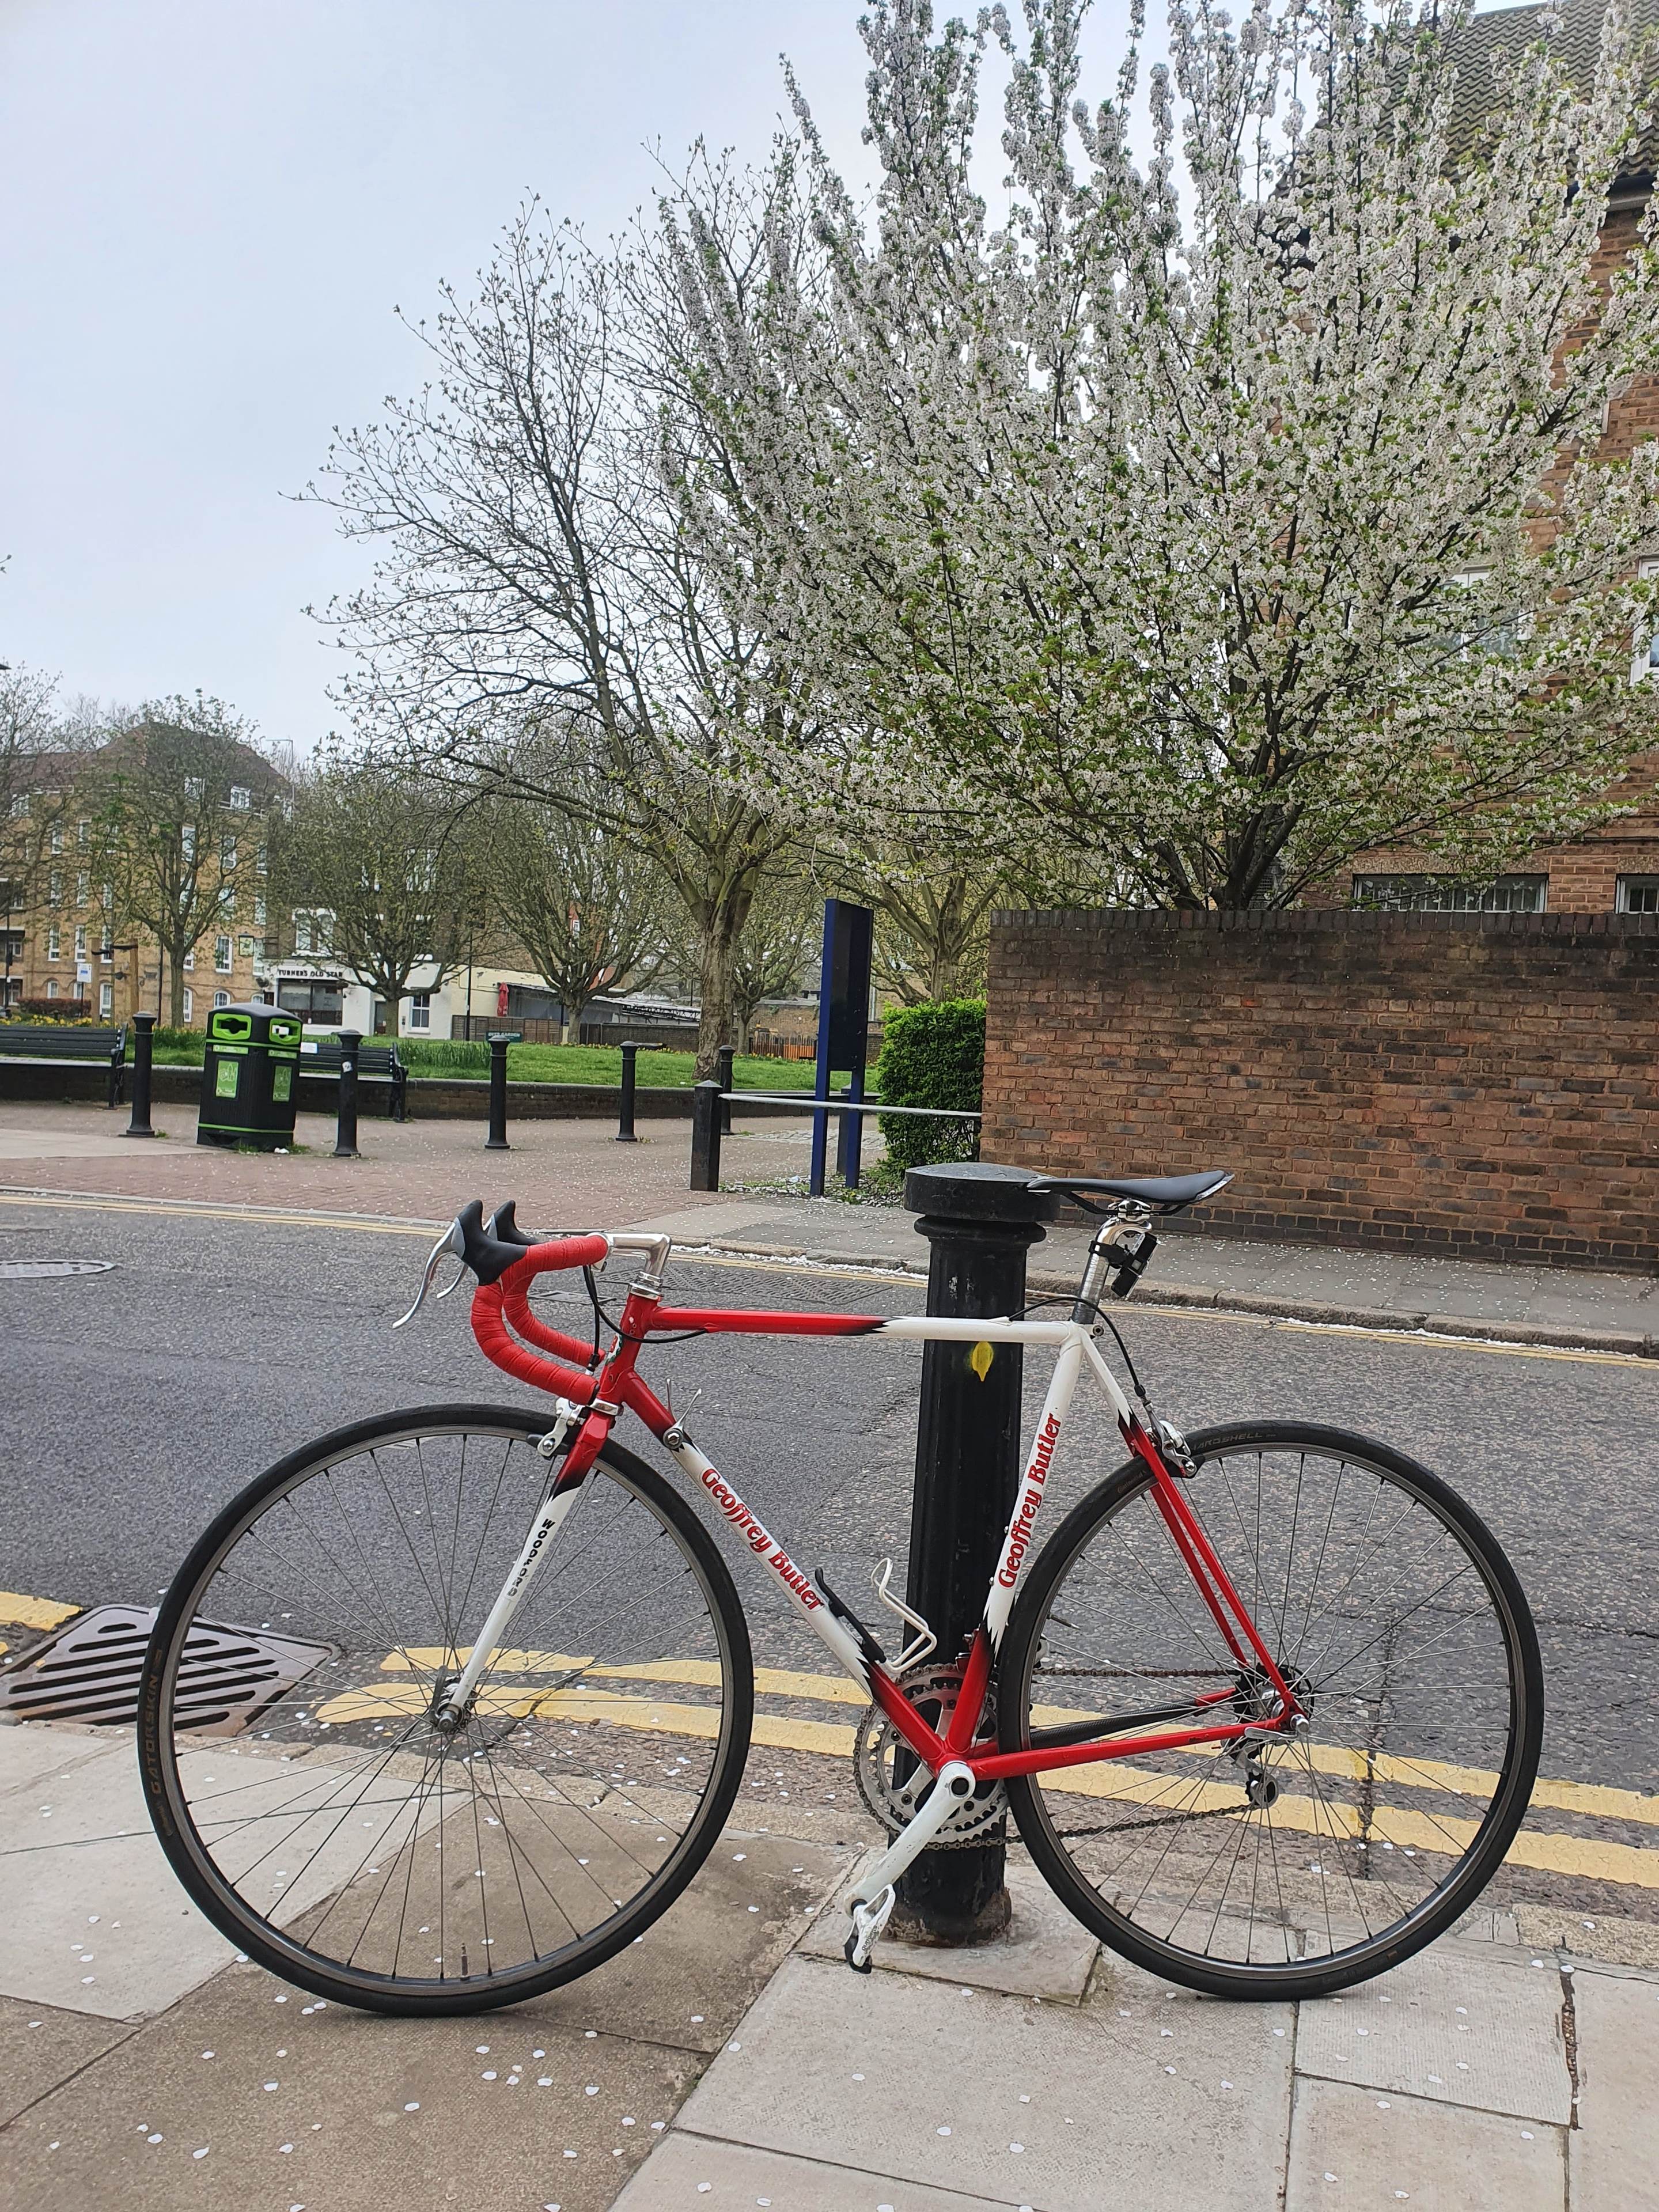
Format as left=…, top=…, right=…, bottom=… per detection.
left=485, top=1030, right=516, bottom=1152
left=716, top=1044, right=734, bottom=1135
left=690, top=1079, right=723, bottom=1191
left=893, top=1162, right=1056, bottom=1944
left=123, top=1013, right=157, bottom=1139
left=616, top=1040, right=639, bottom=1143
left=334, top=1029, right=361, bottom=1160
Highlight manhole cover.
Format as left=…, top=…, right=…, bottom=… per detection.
left=0, top=1259, right=115, bottom=1279
left=0, top=1604, right=332, bottom=1734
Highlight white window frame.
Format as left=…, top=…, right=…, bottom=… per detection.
left=99, top=982, right=113, bottom=1018
left=407, top=990, right=432, bottom=1032
left=47, top=925, right=60, bottom=961
left=1634, top=559, right=1659, bottom=683
left=45, top=978, right=59, bottom=999
left=1615, top=875, right=1659, bottom=914
left=181, top=987, right=193, bottom=1021
left=213, top=989, right=230, bottom=1010
left=229, top=783, right=252, bottom=811
left=214, top=934, right=233, bottom=974
left=74, top=925, right=86, bottom=960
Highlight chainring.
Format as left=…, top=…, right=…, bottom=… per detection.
left=852, top=1659, right=1008, bottom=1847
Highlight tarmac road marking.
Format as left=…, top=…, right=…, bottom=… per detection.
left=0, top=1590, right=79, bottom=1632
left=332, top=1672, right=1659, bottom=1890
left=373, top=1649, right=1659, bottom=1832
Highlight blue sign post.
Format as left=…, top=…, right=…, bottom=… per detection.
left=809, top=899, right=874, bottom=1197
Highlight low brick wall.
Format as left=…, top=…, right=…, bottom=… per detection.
left=984, top=908, right=1659, bottom=1268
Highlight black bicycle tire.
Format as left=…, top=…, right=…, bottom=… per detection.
left=137, top=1403, right=755, bottom=2016
left=997, top=1419, right=1543, bottom=2001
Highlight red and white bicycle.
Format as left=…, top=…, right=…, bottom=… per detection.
left=138, top=1173, right=1541, bottom=2014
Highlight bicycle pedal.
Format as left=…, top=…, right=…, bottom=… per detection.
left=845, top=1884, right=896, bottom=1972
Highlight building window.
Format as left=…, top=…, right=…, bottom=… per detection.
left=74, top=926, right=86, bottom=960
left=408, top=991, right=431, bottom=1031
left=221, top=833, right=237, bottom=871
left=47, top=926, right=60, bottom=961
left=276, top=978, right=343, bottom=1022
left=229, top=783, right=251, bottom=811
left=181, top=824, right=196, bottom=862
left=1351, top=873, right=1548, bottom=914
left=99, top=983, right=113, bottom=1018
left=1634, top=558, right=1659, bottom=681
left=101, top=881, right=113, bottom=911
left=184, top=776, right=204, bottom=802
left=75, top=870, right=89, bottom=906
left=48, top=869, right=62, bottom=906
left=45, top=978, right=59, bottom=999
left=50, top=824, right=63, bottom=855
left=1616, top=876, right=1659, bottom=913
left=76, top=819, right=89, bottom=850
left=9, top=791, right=29, bottom=819
left=256, top=842, right=267, bottom=876
left=184, top=946, right=194, bottom=971
left=253, top=896, right=266, bottom=926
left=293, top=908, right=333, bottom=956
left=213, top=988, right=230, bottom=1010
left=214, top=934, right=233, bottom=972
left=181, top=987, right=193, bottom=1021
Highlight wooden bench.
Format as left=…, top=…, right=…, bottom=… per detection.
left=0, top=1023, right=128, bottom=1107
left=296, top=1036, right=408, bottom=1121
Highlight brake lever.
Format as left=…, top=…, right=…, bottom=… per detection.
left=393, top=1217, right=468, bottom=1329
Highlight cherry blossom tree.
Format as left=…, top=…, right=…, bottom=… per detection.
left=668, top=0, right=1659, bottom=907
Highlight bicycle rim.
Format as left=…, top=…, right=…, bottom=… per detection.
left=1000, top=1421, right=1541, bottom=1998
left=138, top=1406, right=752, bottom=2013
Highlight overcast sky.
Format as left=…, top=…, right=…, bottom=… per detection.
left=3, top=0, right=1513, bottom=755
left=0, top=0, right=891, bottom=751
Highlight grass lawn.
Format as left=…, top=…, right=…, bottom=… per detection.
left=131, top=1032, right=862, bottom=1092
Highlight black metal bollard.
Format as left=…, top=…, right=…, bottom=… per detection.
left=690, top=1080, right=723, bottom=1191
left=616, top=1040, right=639, bottom=1142
left=716, top=1044, right=734, bottom=1135
left=484, top=1031, right=516, bottom=1152
left=123, top=1013, right=157, bottom=1139
left=334, top=1029, right=361, bottom=1160
left=894, top=1162, right=1056, bottom=1943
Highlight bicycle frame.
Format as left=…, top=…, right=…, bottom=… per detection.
left=444, top=1236, right=1305, bottom=1788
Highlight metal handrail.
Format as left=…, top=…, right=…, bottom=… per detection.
left=719, top=1090, right=980, bottom=1120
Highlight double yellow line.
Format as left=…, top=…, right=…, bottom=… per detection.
left=309, top=1649, right=1659, bottom=1895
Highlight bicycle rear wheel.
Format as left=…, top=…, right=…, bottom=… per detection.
left=137, top=1405, right=752, bottom=2014
left=999, top=1421, right=1541, bottom=1999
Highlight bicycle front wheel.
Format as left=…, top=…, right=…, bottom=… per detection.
left=137, top=1406, right=753, bottom=2014
left=999, top=1421, right=1541, bottom=1999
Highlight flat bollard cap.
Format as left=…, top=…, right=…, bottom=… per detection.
left=903, top=1161, right=1059, bottom=1224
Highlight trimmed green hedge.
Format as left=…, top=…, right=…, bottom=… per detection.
left=874, top=999, right=984, bottom=1175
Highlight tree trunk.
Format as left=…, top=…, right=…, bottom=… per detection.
left=695, top=887, right=752, bottom=1078
left=167, top=946, right=186, bottom=1027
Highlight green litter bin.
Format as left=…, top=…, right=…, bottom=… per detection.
left=196, top=1001, right=304, bottom=1150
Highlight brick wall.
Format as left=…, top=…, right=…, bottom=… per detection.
left=983, top=908, right=1659, bottom=1268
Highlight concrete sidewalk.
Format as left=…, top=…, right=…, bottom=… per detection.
left=632, top=1194, right=1659, bottom=1359
left=5, top=1720, right=1656, bottom=2212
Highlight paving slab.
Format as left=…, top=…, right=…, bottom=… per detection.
left=611, top=2133, right=1028, bottom=2211
left=0, top=1992, right=134, bottom=2128
left=797, top=1851, right=1098, bottom=2001
left=0, top=1951, right=701, bottom=2212
left=1285, top=2077, right=1566, bottom=2211
left=0, top=1732, right=237, bottom=2020
left=1294, top=1948, right=1573, bottom=2123
left=0, top=1719, right=119, bottom=1796
left=1566, top=1967, right=1659, bottom=2211
left=670, top=1951, right=1294, bottom=2212
left=544, top=1827, right=854, bottom=2055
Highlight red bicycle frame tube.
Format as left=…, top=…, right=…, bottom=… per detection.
left=469, top=1257, right=1301, bottom=1778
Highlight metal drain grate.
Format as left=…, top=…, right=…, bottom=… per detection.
left=0, top=1604, right=333, bottom=1734
left=0, top=1260, right=115, bottom=1279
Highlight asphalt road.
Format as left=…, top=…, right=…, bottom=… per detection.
left=3, top=1192, right=1657, bottom=1824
